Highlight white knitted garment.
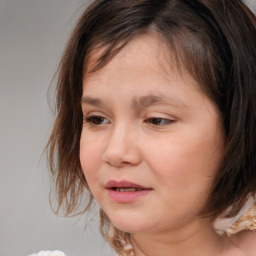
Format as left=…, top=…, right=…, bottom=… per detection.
left=29, top=250, right=66, bottom=256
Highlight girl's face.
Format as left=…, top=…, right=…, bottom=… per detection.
left=80, top=34, right=225, bottom=234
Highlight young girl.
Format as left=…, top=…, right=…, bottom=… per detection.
left=43, top=0, right=256, bottom=255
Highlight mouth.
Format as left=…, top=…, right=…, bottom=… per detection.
left=105, top=180, right=152, bottom=191
left=105, top=180, right=152, bottom=203
left=112, top=187, right=144, bottom=192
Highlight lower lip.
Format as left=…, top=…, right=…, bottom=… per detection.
left=107, top=189, right=152, bottom=203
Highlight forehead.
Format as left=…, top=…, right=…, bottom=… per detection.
left=84, top=33, right=164, bottom=75
left=83, top=32, right=198, bottom=91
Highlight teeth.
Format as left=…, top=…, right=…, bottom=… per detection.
left=114, top=187, right=139, bottom=192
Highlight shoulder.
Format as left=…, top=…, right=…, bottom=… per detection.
left=229, top=231, right=256, bottom=256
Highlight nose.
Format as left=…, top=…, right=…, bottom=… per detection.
left=102, top=124, right=142, bottom=168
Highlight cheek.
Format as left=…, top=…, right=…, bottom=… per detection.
left=146, top=130, right=223, bottom=196
left=79, top=133, right=102, bottom=184
left=80, top=140, right=106, bottom=206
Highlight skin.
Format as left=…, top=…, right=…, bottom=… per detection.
left=80, top=33, right=248, bottom=256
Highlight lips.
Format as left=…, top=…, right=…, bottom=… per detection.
left=105, top=180, right=151, bottom=190
left=114, top=187, right=142, bottom=192
left=105, top=180, right=152, bottom=203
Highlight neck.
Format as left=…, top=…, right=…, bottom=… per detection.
left=130, top=218, right=232, bottom=256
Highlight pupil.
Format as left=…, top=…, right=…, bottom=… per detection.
left=94, top=117, right=103, bottom=124
left=152, top=118, right=162, bottom=125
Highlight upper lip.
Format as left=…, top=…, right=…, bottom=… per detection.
left=105, top=180, right=152, bottom=190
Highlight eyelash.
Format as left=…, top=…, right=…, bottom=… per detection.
left=83, top=115, right=109, bottom=125
left=146, top=118, right=174, bottom=126
left=83, top=115, right=174, bottom=126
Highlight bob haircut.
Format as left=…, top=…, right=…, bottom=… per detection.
left=47, top=0, right=256, bottom=236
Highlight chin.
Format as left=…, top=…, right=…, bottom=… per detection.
left=107, top=211, right=152, bottom=233
left=113, top=221, right=149, bottom=234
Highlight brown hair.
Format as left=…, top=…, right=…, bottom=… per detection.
left=47, top=0, right=256, bottom=244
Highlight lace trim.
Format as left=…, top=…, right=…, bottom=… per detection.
left=226, top=203, right=256, bottom=235
left=107, top=224, right=134, bottom=256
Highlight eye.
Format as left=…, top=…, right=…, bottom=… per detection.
left=83, top=115, right=110, bottom=125
left=146, top=118, right=173, bottom=126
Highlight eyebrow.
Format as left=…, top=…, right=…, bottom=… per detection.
left=81, top=95, right=188, bottom=109
left=81, top=96, right=103, bottom=106
left=132, top=95, right=187, bottom=108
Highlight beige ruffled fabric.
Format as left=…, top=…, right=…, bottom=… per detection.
left=109, top=199, right=256, bottom=256
left=214, top=196, right=256, bottom=235
left=226, top=203, right=256, bottom=235
left=107, top=224, right=135, bottom=256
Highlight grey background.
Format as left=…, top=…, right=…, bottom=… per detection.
left=0, top=1, right=255, bottom=256
left=0, top=1, right=110, bottom=256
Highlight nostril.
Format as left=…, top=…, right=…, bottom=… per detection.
left=102, top=137, right=142, bottom=167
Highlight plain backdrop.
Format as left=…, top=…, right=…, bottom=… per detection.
left=0, top=1, right=111, bottom=256
left=0, top=1, right=255, bottom=256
